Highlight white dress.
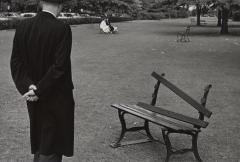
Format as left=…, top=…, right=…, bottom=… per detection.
left=100, top=20, right=111, bottom=33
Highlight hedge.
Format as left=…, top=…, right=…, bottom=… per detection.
left=232, top=11, right=240, bottom=21
left=0, top=19, right=22, bottom=30
left=137, top=10, right=188, bottom=20
left=109, top=16, right=133, bottom=22
left=137, top=11, right=166, bottom=20
left=0, top=16, right=133, bottom=30
left=59, top=17, right=102, bottom=25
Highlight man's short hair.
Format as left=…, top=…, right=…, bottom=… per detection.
left=42, top=0, right=64, bottom=4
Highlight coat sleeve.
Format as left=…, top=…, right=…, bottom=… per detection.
left=10, top=26, right=34, bottom=95
left=34, top=24, right=72, bottom=98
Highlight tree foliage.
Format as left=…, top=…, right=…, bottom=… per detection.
left=7, top=0, right=137, bottom=15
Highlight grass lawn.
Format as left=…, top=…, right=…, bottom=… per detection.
left=0, top=18, right=240, bottom=162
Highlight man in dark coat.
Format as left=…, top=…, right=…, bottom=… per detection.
left=10, top=0, right=74, bottom=161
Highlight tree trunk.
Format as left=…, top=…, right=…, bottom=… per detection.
left=0, top=0, right=2, bottom=12
left=221, top=7, right=229, bottom=34
left=217, top=9, right=222, bottom=26
left=196, top=4, right=201, bottom=26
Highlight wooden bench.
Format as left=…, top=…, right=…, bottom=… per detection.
left=110, top=72, right=212, bottom=162
left=177, top=26, right=190, bottom=42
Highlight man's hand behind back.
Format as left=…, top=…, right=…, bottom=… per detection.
left=23, top=85, right=39, bottom=102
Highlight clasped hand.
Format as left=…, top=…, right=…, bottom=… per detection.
left=23, top=85, right=39, bottom=102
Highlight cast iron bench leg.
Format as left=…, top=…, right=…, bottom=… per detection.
left=110, top=109, right=127, bottom=148
left=192, top=133, right=202, bottom=162
left=144, top=120, right=155, bottom=140
left=162, top=129, right=202, bottom=162
left=111, top=109, right=156, bottom=148
left=162, top=129, right=172, bottom=162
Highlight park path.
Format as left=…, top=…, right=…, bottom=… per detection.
left=0, top=19, right=240, bottom=162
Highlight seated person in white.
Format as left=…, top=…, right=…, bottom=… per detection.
left=100, top=18, right=110, bottom=33
left=100, top=18, right=118, bottom=33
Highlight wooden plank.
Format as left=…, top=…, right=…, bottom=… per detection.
left=151, top=72, right=212, bottom=118
left=122, top=104, right=199, bottom=131
left=137, top=102, right=209, bottom=128
left=111, top=104, right=180, bottom=130
left=131, top=105, right=197, bottom=131
left=111, top=104, right=198, bottom=132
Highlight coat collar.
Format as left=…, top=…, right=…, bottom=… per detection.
left=37, top=11, right=56, bottom=19
left=42, top=10, right=57, bottom=17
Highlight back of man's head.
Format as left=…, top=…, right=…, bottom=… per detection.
left=41, top=0, right=64, bottom=4
left=40, top=0, right=64, bottom=16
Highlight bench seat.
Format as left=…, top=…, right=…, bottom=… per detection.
left=111, top=104, right=200, bottom=132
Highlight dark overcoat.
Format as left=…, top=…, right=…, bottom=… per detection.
left=10, top=12, right=74, bottom=157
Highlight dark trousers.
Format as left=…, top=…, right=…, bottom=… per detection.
left=109, top=25, right=114, bottom=32
left=34, top=152, right=62, bottom=162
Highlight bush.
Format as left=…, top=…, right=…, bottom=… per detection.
left=137, top=11, right=166, bottom=20
left=109, top=16, right=133, bottom=22
left=137, top=9, right=188, bottom=20
left=0, top=16, right=133, bottom=30
left=176, top=10, right=188, bottom=18
left=166, top=10, right=188, bottom=18
left=0, top=19, right=22, bottom=30
left=232, top=11, right=240, bottom=21
left=60, top=17, right=102, bottom=25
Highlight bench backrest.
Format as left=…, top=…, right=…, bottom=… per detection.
left=151, top=72, right=212, bottom=118
left=137, top=102, right=209, bottom=128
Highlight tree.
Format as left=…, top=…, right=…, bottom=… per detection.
left=215, top=0, right=240, bottom=34
left=76, top=0, right=133, bottom=16
left=217, top=4, right=222, bottom=26
left=63, top=0, right=77, bottom=12
left=220, top=3, right=229, bottom=34
left=177, top=0, right=217, bottom=26
left=178, top=0, right=240, bottom=34
left=9, top=0, right=38, bottom=12
left=0, top=0, right=12, bottom=11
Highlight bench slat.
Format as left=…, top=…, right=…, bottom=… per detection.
left=151, top=72, right=212, bottom=118
left=111, top=104, right=199, bottom=132
left=137, top=102, right=209, bottom=128
left=123, top=104, right=199, bottom=131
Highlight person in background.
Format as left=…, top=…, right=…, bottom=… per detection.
left=100, top=16, right=118, bottom=34
left=105, top=18, right=114, bottom=33
left=10, top=0, right=75, bottom=161
left=99, top=17, right=111, bottom=33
